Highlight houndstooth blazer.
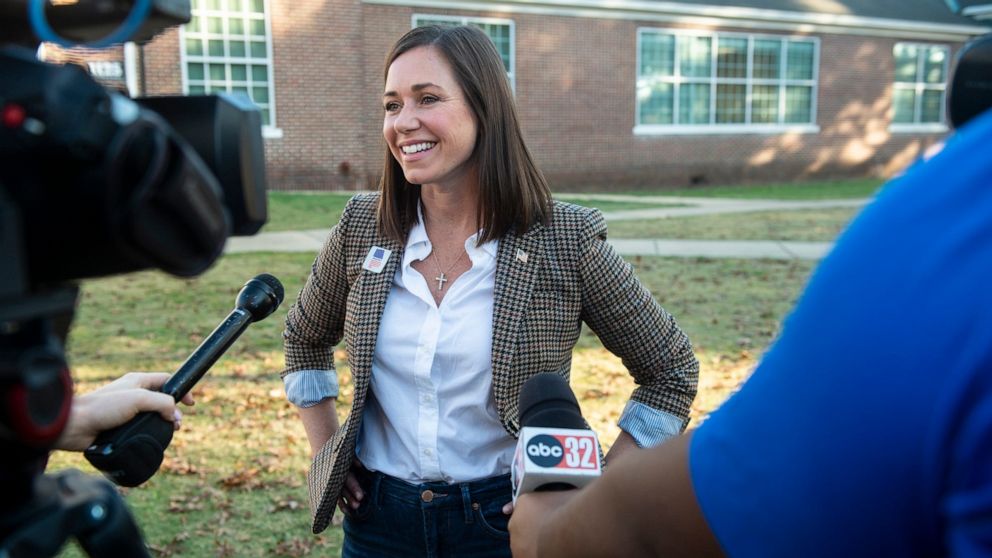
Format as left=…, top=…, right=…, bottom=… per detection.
left=283, top=193, right=698, bottom=534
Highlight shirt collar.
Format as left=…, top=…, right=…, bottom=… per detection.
left=403, top=201, right=500, bottom=265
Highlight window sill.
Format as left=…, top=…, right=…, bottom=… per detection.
left=888, top=123, right=948, bottom=134
left=263, top=126, right=284, bottom=139
left=633, top=123, right=820, bottom=136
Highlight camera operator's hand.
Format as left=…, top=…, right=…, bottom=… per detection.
left=55, top=372, right=195, bottom=451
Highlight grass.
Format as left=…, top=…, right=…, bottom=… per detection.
left=51, top=250, right=816, bottom=557
left=263, top=192, right=681, bottom=232
left=263, top=192, right=352, bottom=232
left=619, top=178, right=883, bottom=200
left=606, top=207, right=862, bottom=242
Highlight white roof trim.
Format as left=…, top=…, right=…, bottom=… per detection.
left=364, top=0, right=991, bottom=39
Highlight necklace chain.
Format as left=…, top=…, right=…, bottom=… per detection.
left=430, top=248, right=466, bottom=291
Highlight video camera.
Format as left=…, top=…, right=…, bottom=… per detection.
left=1, top=1, right=268, bottom=555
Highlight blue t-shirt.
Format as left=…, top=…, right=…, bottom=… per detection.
left=690, top=108, right=992, bottom=557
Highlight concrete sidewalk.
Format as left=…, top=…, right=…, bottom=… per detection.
left=224, top=195, right=865, bottom=260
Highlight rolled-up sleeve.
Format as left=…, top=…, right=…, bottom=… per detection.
left=283, top=369, right=340, bottom=408
left=618, top=400, right=684, bottom=447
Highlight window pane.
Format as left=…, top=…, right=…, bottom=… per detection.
left=252, top=86, right=270, bottom=103
left=784, top=85, right=813, bottom=123
left=206, top=0, right=223, bottom=10
left=208, top=39, right=225, bottom=56
left=892, top=88, right=916, bottom=123
left=641, top=33, right=675, bottom=77
left=186, top=38, right=203, bottom=55
left=894, top=44, right=919, bottom=82
left=187, top=63, right=205, bottom=81
left=715, top=84, right=745, bottom=122
left=640, top=82, right=674, bottom=124
left=189, top=85, right=206, bottom=95
left=416, top=17, right=459, bottom=28
left=716, top=38, right=747, bottom=78
left=207, top=17, right=223, bottom=33
left=261, top=108, right=271, bottom=126
left=229, top=41, right=246, bottom=57
left=232, top=86, right=249, bottom=97
left=230, top=0, right=243, bottom=11
left=209, top=63, right=226, bottom=80
left=923, top=48, right=946, bottom=84
left=209, top=81, right=227, bottom=91
left=786, top=41, right=815, bottom=80
left=753, top=39, right=781, bottom=79
left=474, top=23, right=512, bottom=73
left=920, top=89, right=943, bottom=122
left=251, top=65, right=268, bottom=81
left=678, top=36, right=711, bottom=78
left=231, top=64, right=247, bottom=81
left=188, top=15, right=202, bottom=32
left=250, top=41, right=266, bottom=57
left=249, top=19, right=266, bottom=36
left=678, top=83, right=711, bottom=124
left=751, top=84, right=779, bottom=123
left=229, top=18, right=244, bottom=35
left=249, top=0, right=264, bottom=13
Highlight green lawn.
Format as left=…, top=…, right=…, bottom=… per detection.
left=53, top=251, right=815, bottom=557
left=263, top=191, right=681, bottom=232
left=620, top=178, right=883, bottom=200
left=606, top=206, right=862, bottom=242
left=263, top=192, right=353, bottom=232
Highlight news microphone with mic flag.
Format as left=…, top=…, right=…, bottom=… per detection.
left=83, top=273, right=284, bottom=487
left=511, top=373, right=602, bottom=502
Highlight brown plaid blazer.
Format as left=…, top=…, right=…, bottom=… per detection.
left=283, top=193, right=698, bottom=534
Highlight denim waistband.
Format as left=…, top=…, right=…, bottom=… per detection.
left=365, top=470, right=512, bottom=512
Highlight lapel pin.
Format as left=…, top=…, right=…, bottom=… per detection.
left=362, top=246, right=392, bottom=273
left=515, top=249, right=528, bottom=264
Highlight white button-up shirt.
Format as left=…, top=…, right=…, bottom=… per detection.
left=353, top=219, right=514, bottom=483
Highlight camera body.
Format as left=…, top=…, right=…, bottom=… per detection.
left=0, top=2, right=269, bottom=555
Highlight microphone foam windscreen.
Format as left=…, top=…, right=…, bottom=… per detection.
left=255, top=272, right=285, bottom=303
left=518, top=373, right=587, bottom=429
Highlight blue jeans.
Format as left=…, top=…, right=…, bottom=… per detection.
left=341, top=469, right=513, bottom=558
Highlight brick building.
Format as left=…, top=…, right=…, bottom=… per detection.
left=50, top=0, right=991, bottom=191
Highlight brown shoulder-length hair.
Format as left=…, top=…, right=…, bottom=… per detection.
left=378, top=25, right=552, bottom=244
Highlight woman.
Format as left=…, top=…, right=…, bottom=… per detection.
left=281, top=25, right=698, bottom=557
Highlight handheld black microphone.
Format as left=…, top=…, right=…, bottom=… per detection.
left=511, top=373, right=602, bottom=502
left=83, top=274, right=284, bottom=487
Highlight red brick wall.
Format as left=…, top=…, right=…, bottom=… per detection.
left=59, top=3, right=959, bottom=191
left=351, top=8, right=952, bottom=192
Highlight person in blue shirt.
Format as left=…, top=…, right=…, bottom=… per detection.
left=508, top=103, right=992, bottom=557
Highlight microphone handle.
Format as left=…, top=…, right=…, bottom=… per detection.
left=160, top=307, right=252, bottom=401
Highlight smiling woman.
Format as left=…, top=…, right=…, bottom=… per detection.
left=280, top=25, right=700, bottom=558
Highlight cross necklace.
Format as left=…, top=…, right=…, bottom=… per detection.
left=430, top=248, right=466, bottom=291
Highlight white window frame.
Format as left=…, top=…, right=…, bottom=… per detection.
left=411, top=14, right=516, bottom=92
left=634, top=28, right=820, bottom=136
left=179, top=0, right=281, bottom=138
left=890, top=42, right=950, bottom=134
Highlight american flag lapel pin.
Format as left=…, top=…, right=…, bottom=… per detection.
left=363, top=246, right=392, bottom=273
left=515, top=248, right=528, bottom=264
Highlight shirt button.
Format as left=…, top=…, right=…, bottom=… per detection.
left=424, top=448, right=432, bottom=456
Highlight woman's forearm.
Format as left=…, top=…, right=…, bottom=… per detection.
left=297, top=398, right=340, bottom=456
